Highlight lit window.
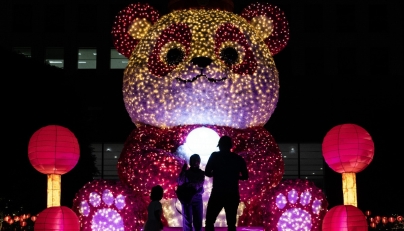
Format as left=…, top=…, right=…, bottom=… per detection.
left=46, top=48, right=64, bottom=68
left=78, top=48, right=97, bottom=69
left=14, top=47, right=31, bottom=58
left=110, top=49, right=128, bottom=69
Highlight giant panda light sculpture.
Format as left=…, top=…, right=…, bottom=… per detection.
left=74, top=0, right=296, bottom=230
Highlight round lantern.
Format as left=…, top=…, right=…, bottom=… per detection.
left=34, top=206, right=80, bottom=231
left=382, top=217, right=388, bottom=224
left=28, top=125, right=80, bottom=207
left=389, top=217, right=395, bottom=223
left=28, top=125, right=80, bottom=175
left=397, top=216, right=403, bottom=222
left=322, top=205, right=368, bottom=231
left=4, top=215, right=11, bottom=222
left=370, top=222, right=376, bottom=228
left=322, top=123, right=374, bottom=173
left=322, top=123, right=374, bottom=207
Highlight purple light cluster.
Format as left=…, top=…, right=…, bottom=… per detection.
left=262, top=179, right=329, bottom=231
left=72, top=179, right=149, bottom=231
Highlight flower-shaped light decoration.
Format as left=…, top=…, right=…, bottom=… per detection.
left=72, top=179, right=148, bottom=231
left=262, top=179, right=328, bottom=231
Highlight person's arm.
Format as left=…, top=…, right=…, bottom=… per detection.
left=204, top=153, right=215, bottom=177
left=154, top=204, right=163, bottom=229
left=239, top=158, right=249, bottom=180
left=177, top=163, right=188, bottom=185
left=154, top=210, right=163, bottom=229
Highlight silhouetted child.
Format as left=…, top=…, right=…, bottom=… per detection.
left=144, top=185, right=164, bottom=231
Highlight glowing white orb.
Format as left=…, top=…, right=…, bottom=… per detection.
left=184, top=127, right=220, bottom=164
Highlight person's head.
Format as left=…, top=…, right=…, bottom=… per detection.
left=217, top=135, right=232, bottom=151
left=189, top=154, right=201, bottom=168
left=150, top=185, right=164, bottom=201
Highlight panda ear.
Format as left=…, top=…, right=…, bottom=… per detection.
left=112, top=3, right=160, bottom=59
left=240, top=2, right=290, bottom=55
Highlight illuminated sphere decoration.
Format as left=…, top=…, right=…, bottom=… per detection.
left=322, top=205, right=368, bottom=231
left=322, top=123, right=374, bottom=173
left=261, top=179, right=328, bottom=231
left=28, top=125, right=80, bottom=175
left=34, top=206, right=80, bottom=231
left=72, top=179, right=148, bottom=231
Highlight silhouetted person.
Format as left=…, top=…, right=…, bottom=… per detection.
left=177, top=154, right=205, bottom=231
left=144, top=185, right=164, bottom=231
left=204, top=136, right=249, bottom=231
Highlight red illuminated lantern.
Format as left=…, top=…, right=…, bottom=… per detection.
left=322, top=124, right=374, bottom=206
left=382, top=217, right=388, bottom=224
left=365, top=210, right=371, bottom=216
left=370, top=222, right=376, bottom=228
left=28, top=125, right=80, bottom=175
left=322, top=124, right=374, bottom=173
left=34, top=206, right=80, bottom=231
left=20, top=221, right=27, bottom=227
left=322, top=205, right=368, bottom=231
left=389, top=217, right=395, bottom=223
left=4, top=215, right=11, bottom=222
left=375, top=216, right=381, bottom=222
left=8, top=219, right=13, bottom=225
left=28, top=125, right=80, bottom=207
left=397, top=216, right=403, bottom=222
left=31, top=215, right=37, bottom=222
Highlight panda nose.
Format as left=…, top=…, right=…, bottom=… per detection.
left=191, top=57, right=212, bottom=68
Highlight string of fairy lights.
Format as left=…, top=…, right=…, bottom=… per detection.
left=71, top=2, right=328, bottom=231
left=114, top=5, right=283, bottom=129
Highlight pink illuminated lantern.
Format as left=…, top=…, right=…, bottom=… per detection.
left=322, top=205, right=368, bottom=231
left=28, top=125, right=80, bottom=207
left=34, top=206, right=80, bottom=231
left=322, top=124, right=374, bottom=173
left=322, top=123, right=374, bottom=206
left=28, top=125, right=80, bottom=175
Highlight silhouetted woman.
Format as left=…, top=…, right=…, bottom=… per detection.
left=178, top=154, right=205, bottom=231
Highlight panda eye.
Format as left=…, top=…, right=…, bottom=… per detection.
left=220, top=47, right=239, bottom=65
left=165, top=48, right=185, bottom=65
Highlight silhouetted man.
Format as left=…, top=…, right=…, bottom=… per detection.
left=204, top=135, right=249, bottom=231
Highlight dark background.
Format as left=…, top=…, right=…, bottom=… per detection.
left=0, top=0, right=403, bottom=218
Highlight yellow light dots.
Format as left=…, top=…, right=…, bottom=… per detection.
left=123, top=8, right=279, bottom=129
left=128, top=18, right=152, bottom=39
left=251, top=15, right=274, bottom=39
